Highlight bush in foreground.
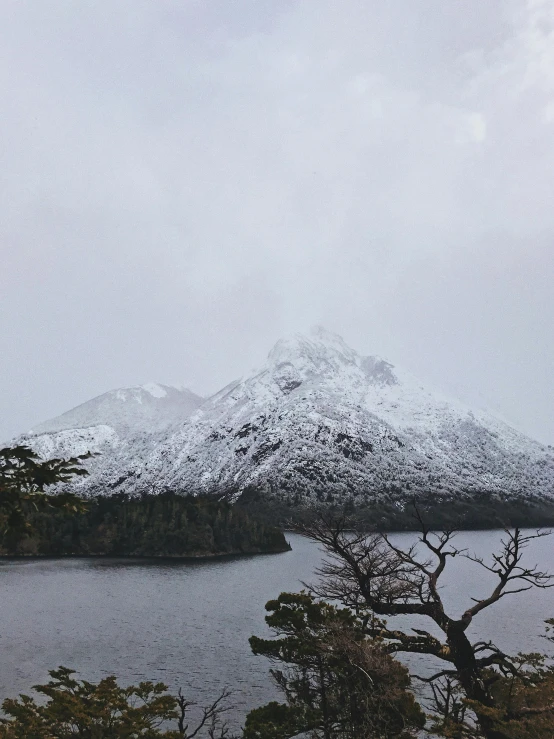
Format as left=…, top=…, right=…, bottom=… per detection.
left=244, top=592, right=426, bottom=738
left=0, top=667, right=235, bottom=739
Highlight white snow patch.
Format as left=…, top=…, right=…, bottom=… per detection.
left=28, top=425, right=119, bottom=458
left=142, top=383, right=168, bottom=398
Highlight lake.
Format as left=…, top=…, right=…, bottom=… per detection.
left=1, top=530, right=554, bottom=728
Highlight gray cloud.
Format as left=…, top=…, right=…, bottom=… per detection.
left=1, top=0, right=553, bottom=444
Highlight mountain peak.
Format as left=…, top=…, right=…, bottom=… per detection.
left=267, top=327, right=358, bottom=369
left=265, top=327, right=399, bottom=391
left=307, top=324, right=349, bottom=344
left=29, top=383, right=203, bottom=437
left=19, top=329, right=554, bottom=504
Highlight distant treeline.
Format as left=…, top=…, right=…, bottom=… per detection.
left=3, top=487, right=552, bottom=560
left=236, top=487, right=554, bottom=531
left=346, top=497, right=554, bottom=530
left=0, top=493, right=290, bottom=557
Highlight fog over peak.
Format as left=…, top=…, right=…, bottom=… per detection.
left=1, top=1, right=553, bottom=445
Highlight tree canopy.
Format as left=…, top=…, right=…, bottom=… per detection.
left=0, top=444, right=90, bottom=541
left=244, top=591, right=425, bottom=738
left=295, top=512, right=554, bottom=739
left=0, top=667, right=236, bottom=739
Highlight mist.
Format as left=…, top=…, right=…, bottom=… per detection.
left=1, top=0, right=553, bottom=444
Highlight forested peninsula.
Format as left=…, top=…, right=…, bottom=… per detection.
left=0, top=493, right=290, bottom=558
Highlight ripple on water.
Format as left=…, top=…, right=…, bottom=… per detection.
left=1, top=531, right=554, bottom=728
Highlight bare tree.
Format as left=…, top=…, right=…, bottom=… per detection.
left=175, top=687, right=237, bottom=739
left=295, top=509, right=553, bottom=739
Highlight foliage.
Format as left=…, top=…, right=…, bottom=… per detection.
left=238, top=492, right=554, bottom=531
left=244, top=591, right=425, bottom=739
left=0, top=491, right=290, bottom=557
left=296, top=512, right=554, bottom=739
left=344, top=496, right=554, bottom=531
left=0, top=667, right=236, bottom=739
left=426, top=651, right=554, bottom=738
left=0, top=445, right=90, bottom=541
left=483, top=655, right=554, bottom=739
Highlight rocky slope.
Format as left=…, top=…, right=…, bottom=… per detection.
left=19, top=329, right=554, bottom=505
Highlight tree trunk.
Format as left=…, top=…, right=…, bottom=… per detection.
left=447, top=622, right=509, bottom=739
left=317, top=655, right=332, bottom=739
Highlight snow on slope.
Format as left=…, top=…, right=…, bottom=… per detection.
left=63, top=327, right=553, bottom=503
left=29, top=384, right=203, bottom=436
left=20, top=384, right=203, bottom=472
left=29, top=425, right=119, bottom=460
left=20, top=329, right=554, bottom=503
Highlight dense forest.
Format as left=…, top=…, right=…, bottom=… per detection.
left=0, top=492, right=290, bottom=557
left=237, top=485, right=554, bottom=530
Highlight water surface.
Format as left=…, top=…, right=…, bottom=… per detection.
left=1, top=531, right=553, bottom=725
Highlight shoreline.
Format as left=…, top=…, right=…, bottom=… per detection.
left=0, top=543, right=292, bottom=562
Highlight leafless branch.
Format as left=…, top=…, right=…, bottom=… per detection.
left=295, top=512, right=554, bottom=739
left=461, top=528, right=553, bottom=624
left=176, top=687, right=234, bottom=739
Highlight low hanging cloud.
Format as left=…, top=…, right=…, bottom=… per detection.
left=0, top=0, right=553, bottom=444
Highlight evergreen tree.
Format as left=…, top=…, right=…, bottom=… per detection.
left=0, top=491, right=290, bottom=557
left=0, top=444, right=90, bottom=544
left=0, top=667, right=235, bottom=738
left=244, top=591, right=425, bottom=738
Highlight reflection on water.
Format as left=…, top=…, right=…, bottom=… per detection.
left=1, top=531, right=553, bottom=726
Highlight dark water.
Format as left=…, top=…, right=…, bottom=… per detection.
left=1, top=531, right=554, bottom=727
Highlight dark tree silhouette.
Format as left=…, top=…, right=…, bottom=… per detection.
left=295, top=510, right=553, bottom=739
left=0, top=667, right=237, bottom=738
left=0, top=444, right=90, bottom=541
left=245, top=591, right=425, bottom=738
left=176, top=687, right=235, bottom=739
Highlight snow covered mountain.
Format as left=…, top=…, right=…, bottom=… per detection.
left=21, top=383, right=203, bottom=461
left=20, top=329, right=554, bottom=505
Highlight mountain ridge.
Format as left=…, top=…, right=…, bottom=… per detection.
left=29, top=383, right=203, bottom=437
left=17, top=329, right=554, bottom=506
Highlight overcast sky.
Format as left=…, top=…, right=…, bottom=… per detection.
left=1, top=0, right=553, bottom=444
